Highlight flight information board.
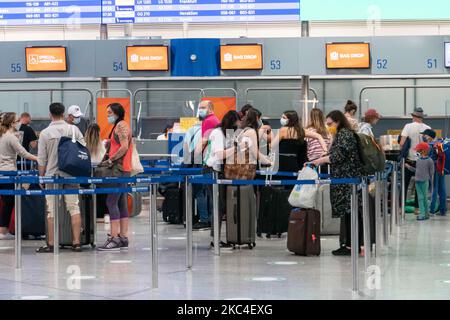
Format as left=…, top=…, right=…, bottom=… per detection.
left=0, top=0, right=102, bottom=26
left=101, top=0, right=300, bottom=24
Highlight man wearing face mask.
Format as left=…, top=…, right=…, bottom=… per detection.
left=66, top=105, right=89, bottom=135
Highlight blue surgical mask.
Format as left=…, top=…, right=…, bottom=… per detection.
left=257, top=119, right=263, bottom=128
left=280, top=118, right=289, bottom=127
left=73, top=117, right=81, bottom=125
left=107, top=115, right=117, bottom=124
left=198, top=110, right=208, bottom=120
left=422, top=136, right=429, bottom=143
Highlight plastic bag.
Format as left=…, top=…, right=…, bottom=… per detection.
left=288, top=166, right=319, bottom=209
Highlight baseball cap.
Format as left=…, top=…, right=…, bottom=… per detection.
left=415, top=142, right=430, bottom=152
left=420, top=129, right=436, bottom=139
left=364, top=109, right=381, bottom=119
left=67, top=105, right=83, bottom=118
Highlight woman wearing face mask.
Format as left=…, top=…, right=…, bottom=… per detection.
left=204, top=110, right=241, bottom=247
left=97, top=103, right=133, bottom=251
left=309, top=110, right=364, bottom=256
left=271, top=111, right=328, bottom=175
left=0, top=113, right=38, bottom=240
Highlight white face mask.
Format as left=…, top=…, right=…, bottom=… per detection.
left=14, top=122, right=21, bottom=131
left=280, top=118, right=289, bottom=127
left=73, top=117, right=81, bottom=125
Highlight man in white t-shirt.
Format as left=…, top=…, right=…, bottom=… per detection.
left=400, top=107, right=431, bottom=206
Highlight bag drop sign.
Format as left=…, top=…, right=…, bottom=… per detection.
left=220, top=44, right=263, bottom=70
left=326, top=43, right=371, bottom=69
left=126, top=46, right=169, bottom=71
left=25, top=47, right=67, bottom=72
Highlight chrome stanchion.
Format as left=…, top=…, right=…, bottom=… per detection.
left=374, top=173, right=382, bottom=256
left=351, top=183, right=359, bottom=292
left=383, top=175, right=389, bottom=247
left=401, top=159, right=406, bottom=222
left=212, top=173, right=220, bottom=256
left=14, top=182, right=22, bottom=269
left=185, top=177, right=193, bottom=269
left=391, top=162, right=398, bottom=231
left=92, top=175, right=97, bottom=247
left=53, top=182, right=59, bottom=255
left=361, top=178, right=371, bottom=271
left=150, top=183, right=158, bottom=289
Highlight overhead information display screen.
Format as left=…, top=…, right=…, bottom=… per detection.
left=102, top=0, right=300, bottom=24
left=0, top=1, right=102, bottom=26
left=326, top=43, right=371, bottom=69
left=220, top=44, right=263, bottom=70
left=26, top=47, right=68, bottom=72
left=126, top=46, right=169, bottom=71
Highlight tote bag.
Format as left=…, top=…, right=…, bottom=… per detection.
left=130, top=142, right=144, bottom=177
left=288, top=166, right=319, bottom=209
left=58, top=126, right=91, bottom=177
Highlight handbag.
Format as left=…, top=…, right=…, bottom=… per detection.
left=94, top=161, right=123, bottom=188
left=58, top=125, right=91, bottom=177
left=288, top=166, right=319, bottom=209
left=224, top=128, right=257, bottom=180
left=130, top=141, right=144, bottom=177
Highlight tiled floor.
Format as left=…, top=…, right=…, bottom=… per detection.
left=0, top=204, right=449, bottom=300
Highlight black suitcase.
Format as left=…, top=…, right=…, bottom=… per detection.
left=257, top=186, right=291, bottom=238
left=160, top=184, right=184, bottom=224
left=21, top=192, right=46, bottom=238
left=57, top=194, right=95, bottom=248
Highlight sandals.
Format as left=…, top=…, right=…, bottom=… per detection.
left=72, top=244, right=82, bottom=252
left=36, top=245, right=54, bottom=253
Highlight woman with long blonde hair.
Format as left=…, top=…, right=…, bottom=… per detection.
left=306, top=108, right=331, bottom=161
left=85, top=123, right=106, bottom=166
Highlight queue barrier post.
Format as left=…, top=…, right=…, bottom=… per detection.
left=351, top=183, right=359, bottom=292
left=14, top=182, right=22, bottom=269
left=185, top=177, right=193, bottom=269
left=374, top=173, right=382, bottom=257
left=53, top=182, right=59, bottom=255
left=383, top=174, right=389, bottom=247
left=401, top=159, right=406, bottom=222
left=150, top=183, right=158, bottom=289
left=361, top=178, right=371, bottom=271
left=212, top=172, right=220, bottom=256
left=391, top=161, right=399, bottom=231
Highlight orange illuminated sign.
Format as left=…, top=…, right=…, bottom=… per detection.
left=25, top=47, right=67, bottom=72
left=220, top=44, right=263, bottom=70
left=126, top=46, right=169, bottom=71
left=326, top=43, right=371, bottom=69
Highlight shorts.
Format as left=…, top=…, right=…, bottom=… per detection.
left=45, top=184, right=80, bottom=218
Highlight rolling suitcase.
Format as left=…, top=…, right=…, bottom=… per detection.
left=160, top=184, right=184, bottom=224
left=127, top=192, right=142, bottom=218
left=226, top=185, right=256, bottom=249
left=315, top=184, right=340, bottom=235
left=8, top=185, right=46, bottom=238
left=57, top=194, right=94, bottom=248
left=257, top=186, right=291, bottom=238
left=287, top=208, right=321, bottom=256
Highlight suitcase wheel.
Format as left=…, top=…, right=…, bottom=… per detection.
left=277, top=233, right=282, bottom=238
left=248, top=243, right=256, bottom=250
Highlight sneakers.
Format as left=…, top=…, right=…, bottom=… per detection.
left=417, top=215, right=429, bottom=221
left=193, top=221, right=210, bottom=231
left=119, top=236, right=129, bottom=250
left=332, top=247, right=351, bottom=256
left=0, top=233, right=15, bottom=240
left=97, top=236, right=121, bottom=251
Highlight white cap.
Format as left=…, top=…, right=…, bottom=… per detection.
left=67, top=105, right=83, bottom=118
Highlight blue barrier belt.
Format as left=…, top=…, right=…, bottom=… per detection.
left=188, top=177, right=361, bottom=186
left=16, top=175, right=184, bottom=185
left=256, top=170, right=331, bottom=179
left=0, top=186, right=150, bottom=196
left=0, top=170, right=38, bottom=177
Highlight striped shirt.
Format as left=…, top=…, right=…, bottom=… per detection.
left=306, top=128, right=331, bottom=161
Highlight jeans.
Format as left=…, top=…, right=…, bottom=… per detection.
left=430, top=172, right=447, bottom=215
left=193, top=184, right=211, bottom=223
left=416, top=181, right=429, bottom=218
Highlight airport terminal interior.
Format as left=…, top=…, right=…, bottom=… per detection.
left=1, top=0, right=450, bottom=301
